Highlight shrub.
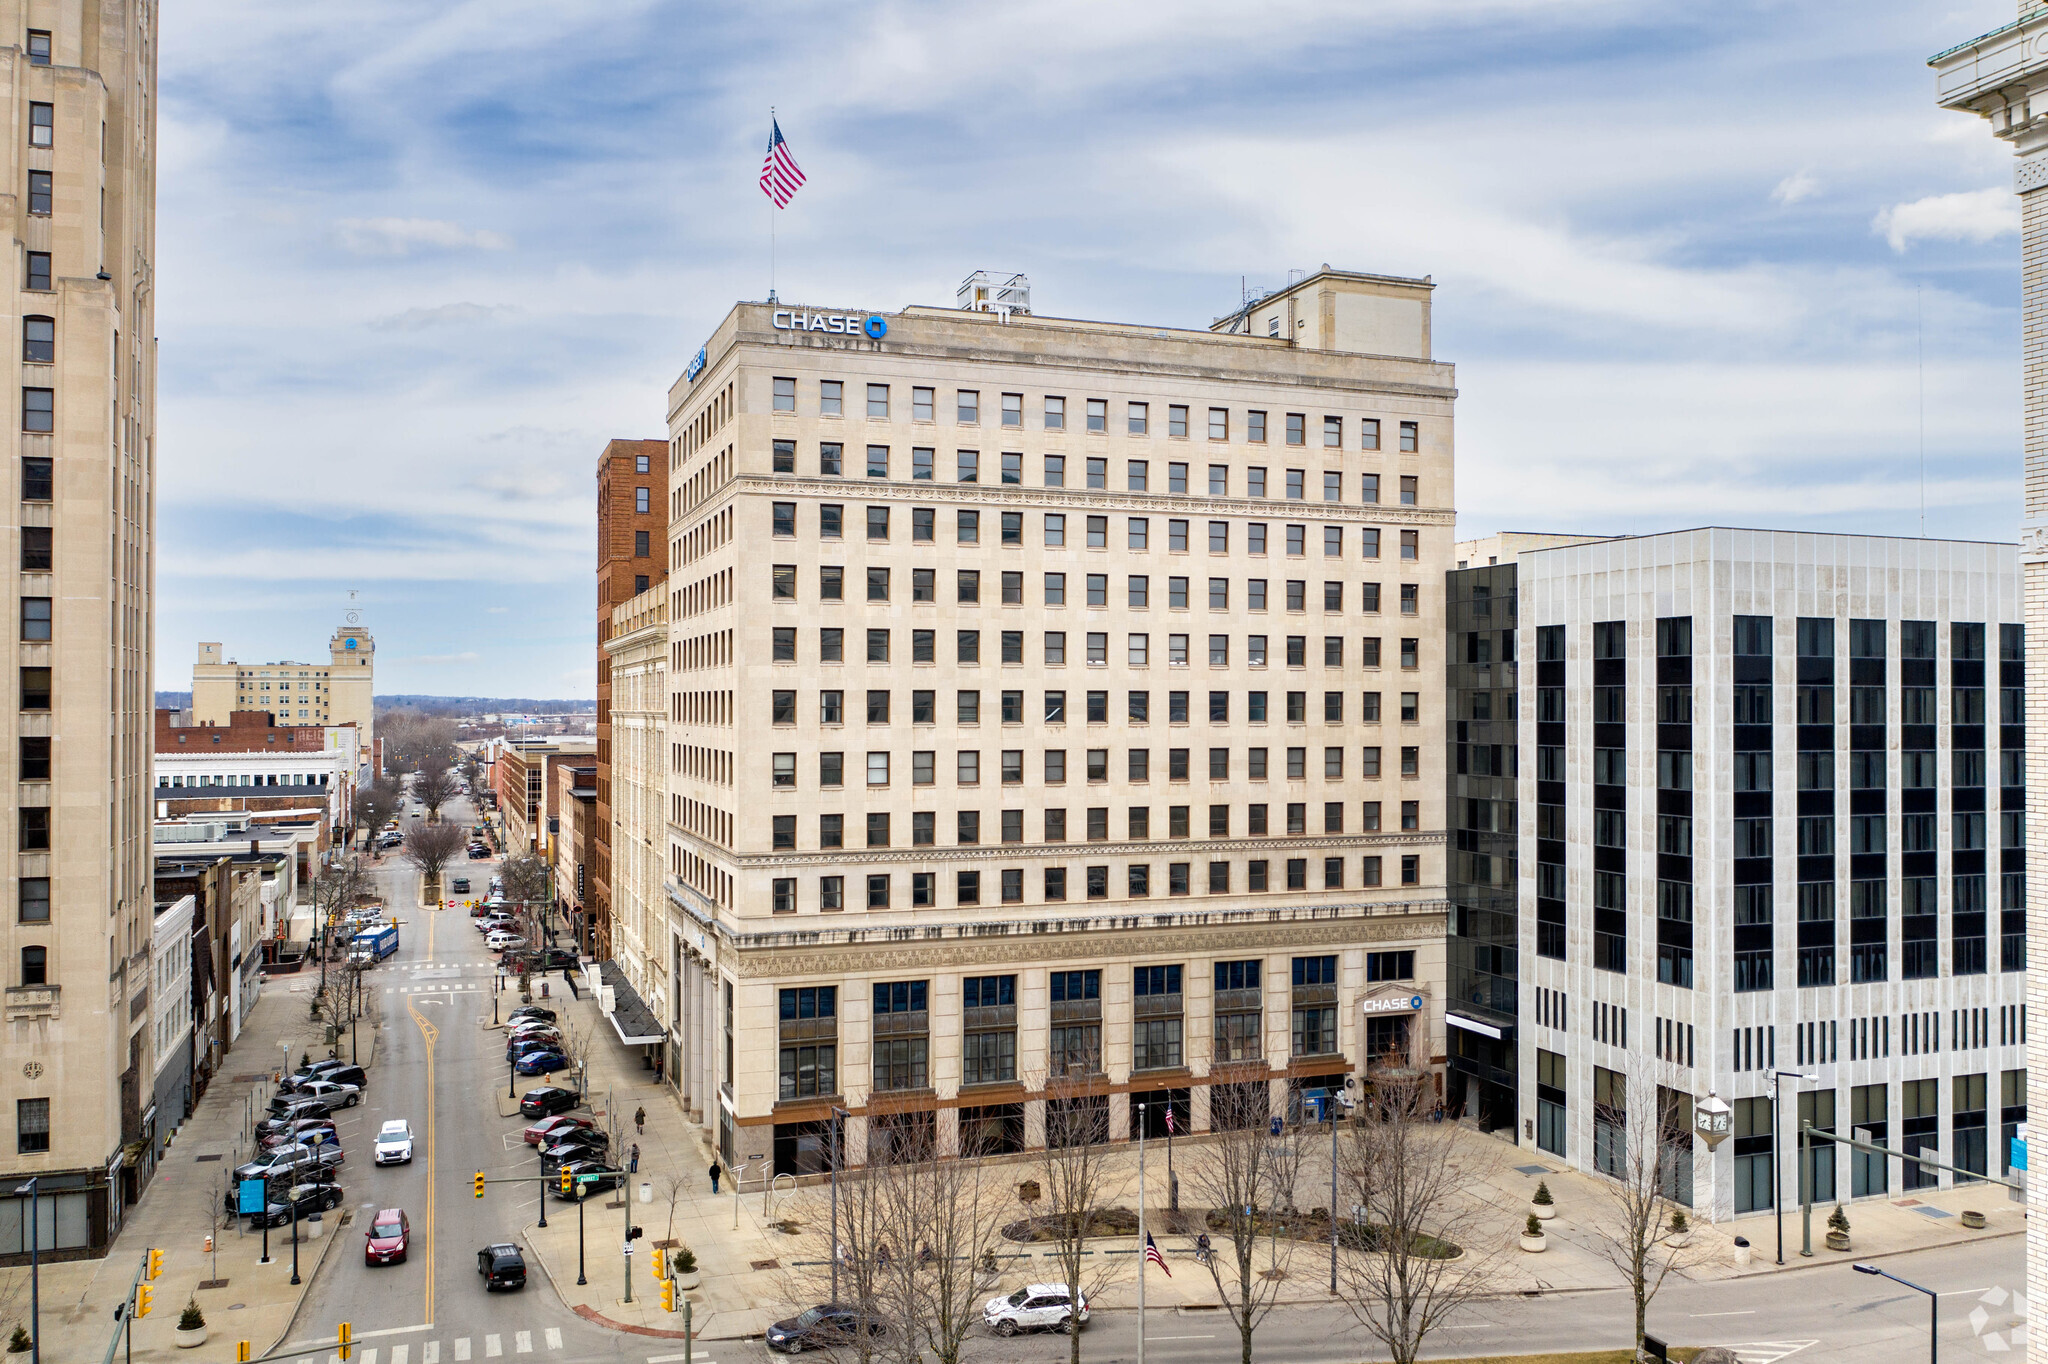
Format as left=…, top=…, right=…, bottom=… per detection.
left=1828, top=1204, right=1850, bottom=1235
left=1668, top=1209, right=1689, bottom=1234
left=8, top=1324, right=31, bottom=1353
left=178, top=1299, right=205, bottom=1331
left=1531, top=1181, right=1553, bottom=1206
left=1524, top=1213, right=1544, bottom=1237
left=673, top=1246, right=698, bottom=1275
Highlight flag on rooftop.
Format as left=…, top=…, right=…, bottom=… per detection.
left=760, top=118, right=805, bottom=208
left=1144, top=1232, right=1171, bottom=1276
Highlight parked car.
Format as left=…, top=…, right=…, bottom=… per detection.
left=765, top=1304, right=885, bottom=1354
left=223, top=1171, right=297, bottom=1217
left=257, top=1099, right=330, bottom=1136
left=280, top=1060, right=352, bottom=1092
left=982, top=1285, right=1089, bottom=1337
left=522, top=1115, right=594, bottom=1146
left=514, top=1048, right=570, bottom=1076
left=302, top=1064, right=367, bottom=1091
left=508, top=1038, right=560, bottom=1064
left=478, top=916, right=517, bottom=935
left=233, top=1143, right=344, bottom=1183
left=518, top=1086, right=581, bottom=1118
left=507, top=1006, right=557, bottom=1025
left=506, top=1025, right=562, bottom=1047
left=549, top=1160, right=620, bottom=1201
left=477, top=1243, right=526, bottom=1291
left=259, top=1119, right=337, bottom=1150
left=451, top=877, right=471, bottom=894
left=364, top=1208, right=410, bottom=1265
left=247, top=1182, right=346, bottom=1229
left=374, top=1120, right=415, bottom=1165
left=467, top=846, right=492, bottom=860
left=486, top=933, right=527, bottom=954
left=293, top=1079, right=362, bottom=1111
left=540, top=1131, right=609, bottom=1166
left=508, top=948, right=579, bottom=973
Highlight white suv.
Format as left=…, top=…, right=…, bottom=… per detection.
left=374, top=1120, right=414, bottom=1165
left=982, top=1284, right=1087, bottom=1336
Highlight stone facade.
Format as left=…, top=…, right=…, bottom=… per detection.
left=660, top=281, right=1457, bottom=1170
left=604, top=587, right=668, bottom=1058
left=190, top=622, right=375, bottom=770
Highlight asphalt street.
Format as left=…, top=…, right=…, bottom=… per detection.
left=273, top=797, right=2027, bottom=1364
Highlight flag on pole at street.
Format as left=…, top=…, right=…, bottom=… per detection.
left=1143, top=1232, right=1171, bottom=1276
left=760, top=118, right=806, bottom=208
left=1164, top=1106, right=1175, bottom=1134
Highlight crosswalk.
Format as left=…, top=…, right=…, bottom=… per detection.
left=385, top=982, right=492, bottom=994
left=1726, top=1343, right=1817, bottom=1364
left=301, top=1333, right=714, bottom=1364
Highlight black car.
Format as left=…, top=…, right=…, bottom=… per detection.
left=256, top=1100, right=329, bottom=1137
left=467, top=846, right=492, bottom=859
left=507, top=1006, right=557, bottom=1026
left=518, top=1086, right=580, bottom=1118
left=280, top=1064, right=367, bottom=1095
left=539, top=1132, right=609, bottom=1166
left=509, top=947, right=579, bottom=973
left=478, top=1243, right=527, bottom=1291
left=451, top=877, right=471, bottom=894
left=765, top=1304, right=884, bottom=1354
left=246, top=1182, right=346, bottom=1229
left=550, top=1160, right=621, bottom=1201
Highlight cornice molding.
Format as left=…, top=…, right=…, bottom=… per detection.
left=728, top=830, right=1448, bottom=870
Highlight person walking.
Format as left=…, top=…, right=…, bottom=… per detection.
left=635, top=1106, right=647, bottom=1135
left=708, top=1160, right=722, bottom=1194
left=629, top=1143, right=640, bottom=1174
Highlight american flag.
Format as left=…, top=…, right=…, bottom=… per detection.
left=1143, top=1233, right=1171, bottom=1276
left=760, top=118, right=806, bottom=208
left=1164, top=1106, right=1176, bottom=1134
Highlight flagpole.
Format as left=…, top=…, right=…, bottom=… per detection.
left=768, top=107, right=777, bottom=303
left=1137, top=1102, right=1146, bottom=1364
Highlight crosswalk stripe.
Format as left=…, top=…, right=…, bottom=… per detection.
left=485, top=1335, right=502, bottom=1358
left=422, top=1344, right=439, bottom=1364
left=544, top=1329, right=561, bottom=1350
left=514, top=1332, right=531, bottom=1354
left=362, top=1350, right=377, bottom=1364
left=392, top=1345, right=408, bottom=1364
left=453, top=1339, right=470, bottom=1362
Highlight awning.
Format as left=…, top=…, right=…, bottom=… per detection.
left=1446, top=1012, right=1504, bottom=1040
left=597, top=960, right=666, bottom=1046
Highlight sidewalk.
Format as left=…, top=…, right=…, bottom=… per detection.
left=502, top=1003, right=2025, bottom=1348
left=0, top=967, right=377, bottom=1363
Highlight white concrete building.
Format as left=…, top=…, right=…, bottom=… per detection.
left=154, top=748, right=349, bottom=830
left=148, top=895, right=194, bottom=1143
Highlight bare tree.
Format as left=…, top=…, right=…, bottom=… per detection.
left=871, top=1106, right=1011, bottom=1364
left=380, top=711, right=461, bottom=776
left=497, top=852, right=556, bottom=945
left=559, top=1017, right=599, bottom=1100
left=1029, top=1069, right=1126, bottom=1364
left=401, top=822, right=466, bottom=896
left=776, top=1120, right=894, bottom=1364
left=412, top=766, right=457, bottom=821
left=309, top=856, right=366, bottom=986
left=1581, top=1071, right=1702, bottom=1358
left=1334, top=1071, right=1504, bottom=1364
left=353, top=775, right=402, bottom=843
left=658, top=1170, right=689, bottom=1246
left=1180, top=1074, right=1301, bottom=1364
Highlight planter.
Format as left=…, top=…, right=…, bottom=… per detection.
left=1519, top=1233, right=1547, bottom=1253
left=1962, top=1210, right=1987, bottom=1229
left=1733, top=1237, right=1752, bottom=1267
left=1529, top=1201, right=1556, bottom=1221
left=1668, top=1230, right=1693, bottom=1249
left=173, top=1326, right=208, bottom=1350
left=675, top=1270, right=701, bottom=1291
left=1825, top=1231, right=1851, bottom=1252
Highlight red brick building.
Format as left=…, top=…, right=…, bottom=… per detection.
left=155, top=708, right=327, bottom=752
left=594, top=439, right=668, bottom=962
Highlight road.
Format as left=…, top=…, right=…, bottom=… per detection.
left=278, top=797, right=2026, bottom=1364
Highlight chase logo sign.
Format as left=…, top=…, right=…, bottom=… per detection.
left=684, top=346, right=707, bottom=382
left=773, top=309, right=887, bottom=340
left=1360, top=994, right=1425, bottom=1014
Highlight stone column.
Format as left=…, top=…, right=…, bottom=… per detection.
left=1933, top=22, right=2048, bottom=1359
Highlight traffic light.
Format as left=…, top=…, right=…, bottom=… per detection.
left=560, top=1167, right=572, bottom=1194
left=474, top=1171, right=486, bottom=1199
left=651, top=1247, right=665, bottom=1279
left=659, top=1276, right=675, bottom=1313
left=146, top=1247, right=163, bottom=1280
left=134, top=1284, right=152, bottom=1318
left=627, top=1225, right=643, bottom=1241
left=338, top=1322, right=353, bottom=1361
left=236, top=1343, right=252, bottom=1363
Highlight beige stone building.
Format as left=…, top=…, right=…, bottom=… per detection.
left=659, top=271, right=1456, bottom=1170
left=190, top=621, right=375, bottom=768
left=0, top=5, right=159, bottom=1259
left=604, top=586, right=669, bottom=1046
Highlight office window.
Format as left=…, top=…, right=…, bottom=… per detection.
left=18, top=526, right=48, bottom=574
left=25, top=32, right=49, bottom=66
left=24, top=253, right=48, bottom=293
left=1207, top=407, right=1229, bottom=441
left=15, top=1098, right=47, bottom=1154
left=1168, top=404, right=1188, bottom=438
left=1285, top=413, right=1305, bottom=446
left=957, top=390, right=979, bottom=424
left=772, top=376, right=796, bottom=411
left=19, top=669, right=47, bottom=710
left=18, top=598, right=49, bottom=642
left=20, top=388, right=51, bottom=434
left=1128, top=401, right=1149, bottom=435
left=26, top=171, right=49, bottom=216
left=17, top=807, right=47, bottom=851
left=21, top=317, right=52, bottom=366
left=1399, top=421, right=1418, bottom=452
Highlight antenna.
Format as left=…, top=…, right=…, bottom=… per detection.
left=1918, top=284, right=1926, bottom=538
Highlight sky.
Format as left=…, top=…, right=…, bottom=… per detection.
left=154, top=0, right=2028, bottom=698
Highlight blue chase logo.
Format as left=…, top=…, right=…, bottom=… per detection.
left=863, top=314, right=888, bottom=340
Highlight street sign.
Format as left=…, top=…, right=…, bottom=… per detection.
left=623, top=1243, right=635, bottom=1256
left=237, top=1179, right=266, bottom=1214
left=1268, top=1116, right=1283, bottom=1137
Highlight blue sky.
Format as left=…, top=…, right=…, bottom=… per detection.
left=155, top=0, right=2025, bottom=697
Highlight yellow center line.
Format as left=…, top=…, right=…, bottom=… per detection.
left=404, top=897, right=441, bottom=1325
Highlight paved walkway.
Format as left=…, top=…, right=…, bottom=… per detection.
left=0, top=954, right=378, bottom=1363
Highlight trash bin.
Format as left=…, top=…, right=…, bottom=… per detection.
left=1731, top=1235, right=1749, bottom=1267
left=306, top=1214, right=323, bottom=1241
left=640, top=1181, right=652, bottom=1204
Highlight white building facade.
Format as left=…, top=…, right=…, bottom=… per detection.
left=1512, top=530, right=2025, bottom=1221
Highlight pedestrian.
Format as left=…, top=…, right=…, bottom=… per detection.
left=566, top=970, right=580, bottom=1001
left=635, top=1106, right=646, bottom=1135
left=629, top=1143, right=640, bottom=1174
left=708, top=1160, right=722, bottom=1194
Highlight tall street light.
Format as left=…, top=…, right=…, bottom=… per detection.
left=13, top=1179, right=36, bottom=1364
left=1853, top=1263, right=1936, bottom=1361
left=1770, top=1069, right=1815, bottom=1264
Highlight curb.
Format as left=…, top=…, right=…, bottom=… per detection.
left=265, top=1208, right=349, bottom=1354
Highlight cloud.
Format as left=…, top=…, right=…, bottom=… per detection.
left=371, top=302, right=519, bottom=331
left=397, top=651, right=480, bottom=666
left=1770, top=171, right=1820, bottom=205
left=1872, top=188, right=2017, bottom=252
left=335, top=217, right=513, bottom=255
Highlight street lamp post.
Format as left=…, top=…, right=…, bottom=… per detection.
left=1854, top=1263, right=1936, bottom=1362
left=289, top=1193, right=302, bottom=1286
left=829, top=1106, right=849, bottom=1303
left=13, top=1178, right=37, bottom=1364
left=1770, top=1070, right=1816, bottom=1265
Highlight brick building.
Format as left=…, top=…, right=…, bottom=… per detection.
left=595, top=440, right=669, bottom=968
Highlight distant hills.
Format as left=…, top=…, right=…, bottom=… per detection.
left=152, top=691, right=594, bottom=714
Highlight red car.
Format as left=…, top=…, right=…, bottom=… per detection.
left=364, top=1208, right=409, bottom=1265
left=523, top=1115, right=594, bottom=1146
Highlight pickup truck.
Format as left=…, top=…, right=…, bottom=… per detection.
left=349, top=924, right=399, bottom=965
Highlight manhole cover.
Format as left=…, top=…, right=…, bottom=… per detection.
left=229, top=1303, right=247, bottom=1311
left=752, top=1259, right=779, bottom=1271
left=1514, top=1164, right=1552, bottom=1175
left=194, top=1154, right=223, bottom=1163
